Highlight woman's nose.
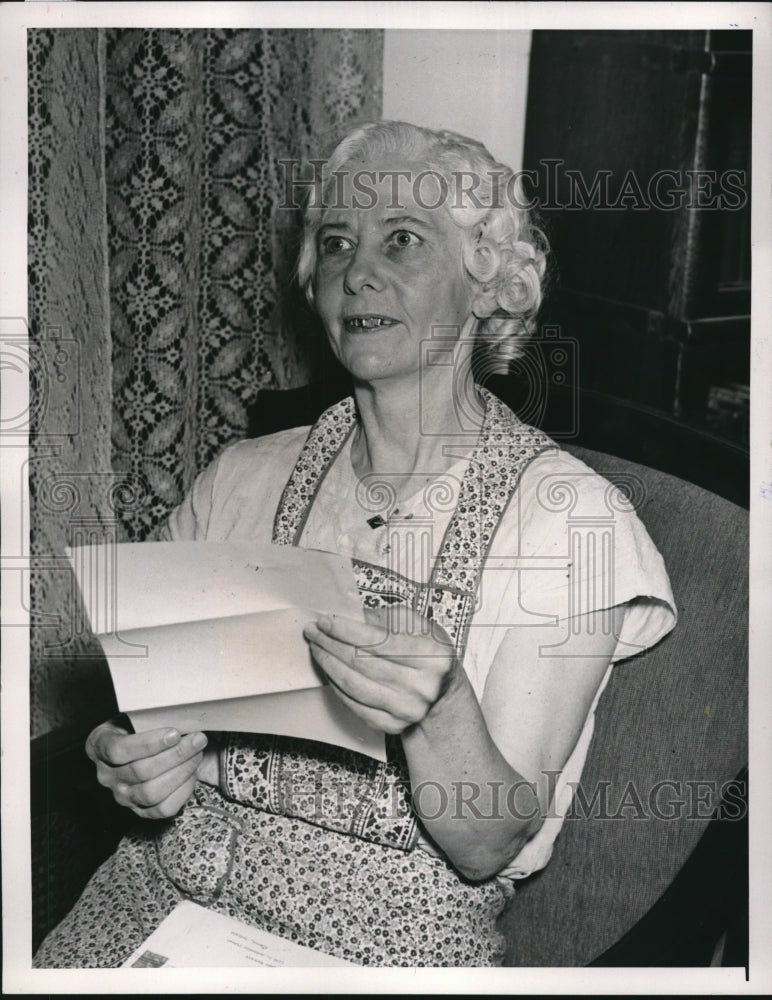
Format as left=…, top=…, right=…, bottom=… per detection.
left=343, top=243, right=384, bottom=295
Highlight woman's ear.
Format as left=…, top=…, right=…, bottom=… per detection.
left=469, top=241, right=497, bottom=281
left=470, top=288, right=486, bottom=318
left=461, top=239, right=498, bottom=318
left=470, top=284, right=497, bottom=321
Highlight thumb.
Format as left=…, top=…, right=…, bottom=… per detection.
left=85, top=718, right=130, bottom=763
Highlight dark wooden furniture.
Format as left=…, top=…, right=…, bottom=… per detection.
left=522, top=29, right=751, bottom=448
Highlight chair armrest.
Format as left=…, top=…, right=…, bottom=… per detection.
left=589, top=769, right=748, bottom=967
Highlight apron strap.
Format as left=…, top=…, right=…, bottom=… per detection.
left=230, top=389, right=552, bottom=851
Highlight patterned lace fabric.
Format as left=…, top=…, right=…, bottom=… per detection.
left=104, top=29, right=384, bottom=542
left=27, top=30, right=128, bottom=734
left=27, top=28, right=382, bottom=734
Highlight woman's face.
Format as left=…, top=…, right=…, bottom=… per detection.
left=312, top=156, right=477, bottom=385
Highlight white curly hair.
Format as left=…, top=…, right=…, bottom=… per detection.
left=296, top=120, right=549, bottom=370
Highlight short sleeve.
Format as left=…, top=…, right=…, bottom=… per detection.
left=470, top=448, right=677, bottom=882
left=490, top=448, right=677, bottom=667
left=153, top=426, right=310, bottom=544
left=155, top=451, right=223, bottom=542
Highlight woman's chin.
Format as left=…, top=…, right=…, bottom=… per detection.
left=339, top=350, right=415, bottom=386
left=347, top=364, right=405, bottom=386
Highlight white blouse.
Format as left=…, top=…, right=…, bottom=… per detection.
left=162, top=425, right=677, bottom=881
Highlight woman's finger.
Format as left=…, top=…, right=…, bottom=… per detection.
left=112, top=733, right=208, bottom=785
left=308, top=638, right=430, bottom=725
left=114, top=750, right=205, bottom=810
left=308, top=639, right=393, bottom=702
left=305, top=623, right=415, bottom=691
left=306, top=616, right=428, bottom=670
left=304, top=621, right=377, bottom=669
left=364, top=605, right=455, bottom=650
left=128, top=773, right=201, bottom=821
left=314, top=609, right=454, bottom=669
left=307, top=614, right=454, bottom=694
left=87, top=722, right=184, bottom=767
left=312, top=613, right=388, bottom=650
left=91, top=730, right=208, bottom=796
left=323, top=682, right=411, bottom=736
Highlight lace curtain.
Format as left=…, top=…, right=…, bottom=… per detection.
left=28, top=28, right=383, bottom=736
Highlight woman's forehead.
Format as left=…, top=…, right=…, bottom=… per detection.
left=320, top=156, right=457, bottom=227
left=334, top=152, right=429, bottom=182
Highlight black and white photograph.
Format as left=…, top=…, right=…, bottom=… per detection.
left=2, top=1, right=770, bottom=994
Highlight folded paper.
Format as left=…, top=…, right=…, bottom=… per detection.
left=66, top=541, right=385, bottom=761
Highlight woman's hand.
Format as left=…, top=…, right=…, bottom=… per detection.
left=85, top=720, right=219, bottom=819
left=303, top=606, right=459, bottom=734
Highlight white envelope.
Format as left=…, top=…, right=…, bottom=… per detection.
left=123, top=900, right=357, bottom=967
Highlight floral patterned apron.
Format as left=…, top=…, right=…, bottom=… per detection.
left=34, top=390, right=551, bottom=969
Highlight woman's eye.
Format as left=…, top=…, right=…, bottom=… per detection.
left=389, top=230, right=421, bottom=249
left=320, top=235, right=353, bottom=255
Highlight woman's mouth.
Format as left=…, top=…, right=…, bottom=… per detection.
left=343, top=315, right=399, bottom=333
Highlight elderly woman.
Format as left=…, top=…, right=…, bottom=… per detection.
left=34, top=121, right=675, bottom=968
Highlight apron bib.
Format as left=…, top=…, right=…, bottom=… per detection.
left=220, top=389, right=551, bottom=850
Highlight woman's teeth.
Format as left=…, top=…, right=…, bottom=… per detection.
left=345, top=316, right=395, bottom=330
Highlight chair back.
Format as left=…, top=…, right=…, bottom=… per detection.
left=500, top=446, right=748, bottom=965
